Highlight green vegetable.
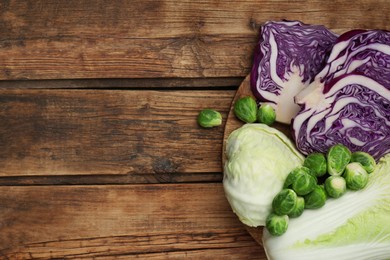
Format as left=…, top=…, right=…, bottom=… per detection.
left=291, top=168, right=317, bottom=196
left=288, top=196, right=305, bottom=218
left=324, top=176, right=346, bottom=198
left=343, top=162, right=369, bottom=190
left=283, top=172, right=296, bottom=189
left=223, top=124, right=304, bottom=227
left=266, top=213, right=289, bottom=236
left=327, top=144, right=352, bottom=176
left=233, top=96, right=258, bottom=123
left=304, top=185, right=327, bottom=209
left=303, top=153, right=327, bottom=177
left=284, top=166, right=312, bottom=188
left=257, top=103, right=276, bottom=125
left=197, top=109, right=222, bottom=128
left=351, top=151, right=376, bottom=173
left=263, top=154, right=390, bottom=260
left=272, top=189, right=298, bottom=215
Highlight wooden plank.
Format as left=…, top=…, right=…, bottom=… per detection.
left=0, top=89, right=234, bottom=178
left=0, top=183, right=266, bottom=259
left=99, top=247, right=264, bottom=259
left=1, top=0, right=389, bottom=80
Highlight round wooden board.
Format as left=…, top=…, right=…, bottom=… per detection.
left=222, top=74, right=292, bottom=246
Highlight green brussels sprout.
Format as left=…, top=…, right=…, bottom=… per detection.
left=197, top=109, right=222, bottom=128
left=233, top=96, right=258, bottom=123
left=343, top=162, right=369, bottom=190
left=288, top=196, right=305, bottom=218
left=272, top=189, right=298, bottom=215
left=324, top=176, right=346, bottom=198
left=266, top=213, right=289, bottom=236
left=291, top=168, right=317, bottom=196
left=350, top=151, right=376, bottom=173
left=257, top=103, right=276, bottom=125
left=283, top=172, right=296, bottom=189
left=304, top=185, right=327, bottom=209
left=303, top=153, right=327, bottom=177
left=283, top=166, right=312, bottom=188
left=327, top=144, right=352, bottom=176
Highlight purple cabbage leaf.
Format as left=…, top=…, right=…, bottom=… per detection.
left=250, top=20, right=338, bottom=124
left=293, top=29, right=390, bottom=160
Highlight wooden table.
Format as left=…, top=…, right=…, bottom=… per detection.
left=1, top=1, right=388, bottom=259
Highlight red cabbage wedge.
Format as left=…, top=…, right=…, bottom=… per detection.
left=250, top=20, right=338, bottom=124
left=293, top=29, right=390, bottom=160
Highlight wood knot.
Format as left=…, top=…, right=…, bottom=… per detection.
left=249, top=18, right=261, bottom=32
left=152, top=157, right=179, bottom=183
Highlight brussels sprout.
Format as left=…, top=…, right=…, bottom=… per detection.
left=343, top=162, right=369, bottom=190
left=291, top=168, right=317, bottom=196
left=233, top=96, right=258, bottom=123
left=288, top=196, right=305, bottom=218
left=327, top=144, right=352, bottom=176
left=272, top=189, right=298, bottom=215
left=283, top=171, right=296, bottom=189
left=197, top=109, right=222, bottom=128
left=304, top=185, right=327, bottom=209
left=303, top=153, right=327, bottom=177
left=351, top=151, right=376, bottom=173
left=284, top=166, right=312, bottom=188
left=257, top=103, right=276, bottom=125
left=324, top=176, right=346, bottom=198
left=266, top=213, right=289, bottom=236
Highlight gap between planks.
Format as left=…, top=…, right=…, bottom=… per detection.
left=0, top=172, right=224, bottom=186
left=0, top=77, right=244, bottom=90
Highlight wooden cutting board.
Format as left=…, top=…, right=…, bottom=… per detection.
left=222, top=74, right=292, bottom=245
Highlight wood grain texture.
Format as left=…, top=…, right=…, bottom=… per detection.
left=0, top=89, right=234, bottom=178
left=1, top=0, right=389, bottom=80
left=0, top=184, right=266, bottom=259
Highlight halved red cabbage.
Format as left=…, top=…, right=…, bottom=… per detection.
left=293, top=29, right=390, bottom=160
left=250, top=20, right=338, bottom=124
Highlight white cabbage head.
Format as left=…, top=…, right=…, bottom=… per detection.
left=223, top=124, right=304, bottom=226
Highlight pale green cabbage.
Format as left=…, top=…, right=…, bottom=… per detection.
left=263, top=154, right=390, bottom=260
left=223, top=124, right=304, bottom=227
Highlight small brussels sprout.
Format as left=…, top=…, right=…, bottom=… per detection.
left=351, top=151, right=376, bottom=173
left=266, top=213, right=289, bottom=236
left=257, top=103, right=276, bottom=125
left=288, top=196, right=305, bottom=218
left=291, top=169, right=317, bottom=196
left=327, top=144, right=352, bottom=176
left=304, top=185, right=327, bottom=209
left=343, top=162, right=369, bottom=190
left=283, top=166, right=312, bottom=188
left=197, top=109, right=222, bottom=128
left=233, top=96, right=258, bottom=123
left=272, top=189, right=298, bottom=215
left=324, top=176, right=346, bottom=198
left=303, top=153, right=327, bottom=177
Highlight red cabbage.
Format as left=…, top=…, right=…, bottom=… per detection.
left=293, top=29, right=390, bottom=160
left=250, top=20, right=338, bottom=124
